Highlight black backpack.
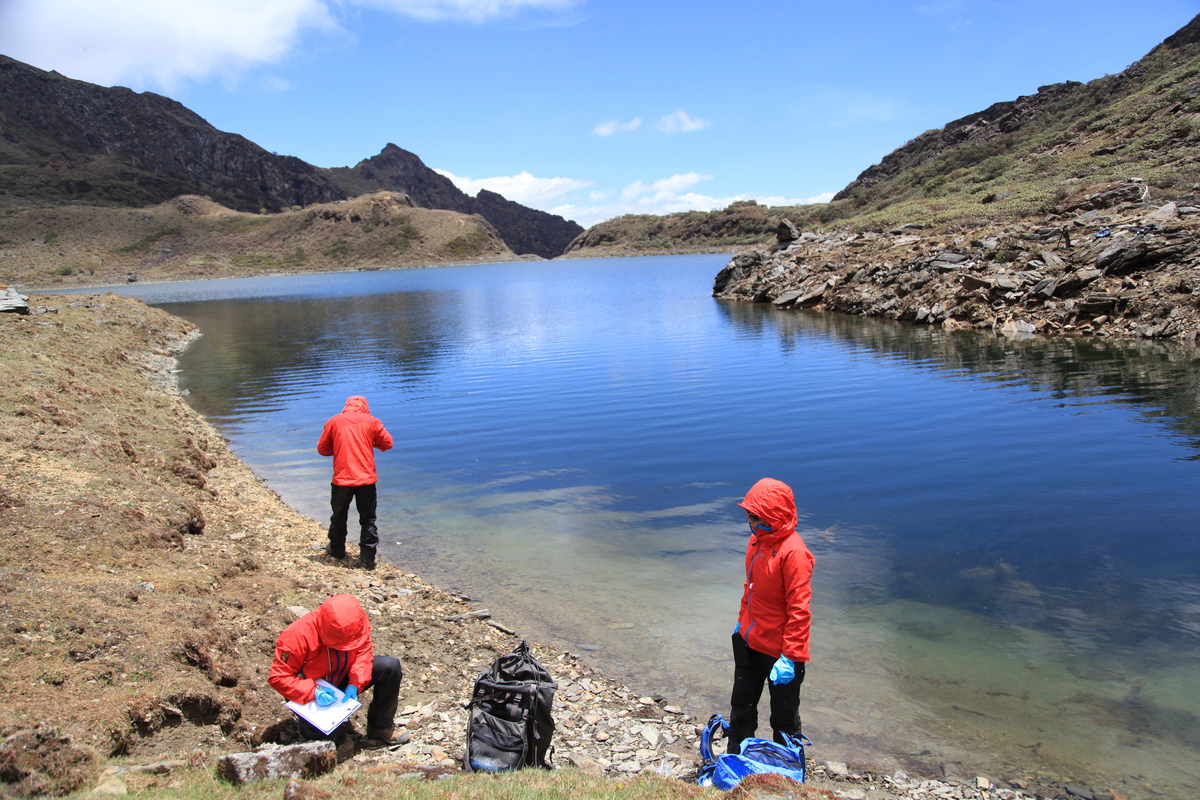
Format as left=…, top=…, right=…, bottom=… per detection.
left=464, top=640, right=557, bottom=772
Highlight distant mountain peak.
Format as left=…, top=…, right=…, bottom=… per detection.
left=0, top=55, right=581, bottom=258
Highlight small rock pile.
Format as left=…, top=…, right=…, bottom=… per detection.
left=713, top=181, right=1200, bottom=343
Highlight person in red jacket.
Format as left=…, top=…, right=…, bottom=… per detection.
left=317, top=396, right=393, bottom=570
left=728, top=477, right=814, bottom=754
left=269, top=593, right=403, bottom=743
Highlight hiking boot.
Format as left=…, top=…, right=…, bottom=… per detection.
left=359, top=546, right=376, bottom=570
left=365, top=725, right=395, bottom=744
left=324, top=543, right=346, bottom=561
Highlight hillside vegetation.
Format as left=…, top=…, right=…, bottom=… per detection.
left=1, top=192, right=523, bottom=288
left=566, top=15, right=1200, bottom=253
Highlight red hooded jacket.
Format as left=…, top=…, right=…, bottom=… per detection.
left=317, top=396, right=393, bottom=486
left=736, top=478, right=814, bottom=662
left=268, top=594, right=375, bottom=703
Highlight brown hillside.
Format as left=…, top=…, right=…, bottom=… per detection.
left=2, top=192, right=522, bottom=289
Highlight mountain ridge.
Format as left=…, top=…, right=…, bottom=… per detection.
left=565, top=12, right=1200, bottom=255
left=0, top=56, right=581, bottom=259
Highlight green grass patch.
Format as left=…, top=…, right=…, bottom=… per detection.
left=229, top=253, right=283, bottom=271
left=108, top=762, right=715, bottom=800
left=280, top=248, right=307, bottom=268
left=115, top=227, right=182, bottom=253
left=323, top=238, right=352, bottom=260
left=216, top=216, right=273, bottom=235
left=443, top=231, right=491, bottom=257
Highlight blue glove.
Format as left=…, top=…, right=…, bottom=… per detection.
left=343, top=685, right=358, bottom=703
left=314, top=686, right=336, bottom=707
left=769, top=656, right=795, bottom=685
left=733, top=621, right=741, bottom=635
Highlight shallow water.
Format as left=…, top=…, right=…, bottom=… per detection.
left=68, top=255, right=1200, bottom=797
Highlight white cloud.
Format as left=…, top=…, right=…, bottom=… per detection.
left=0, top=0, right=335, bottom=89
left=553, top=174, right=833, bottom=228
left=592, top=118, right=643, bottom=137
left=619, top=172, right=711, bottom=202
left=435, top=167, right=830, bottom=229
left=435, top=169, right=593, bottom=208
left=655, top=111, right=710, bottom=134
left=0, top=0, right=580, bottom=89
left=361, top=0, right=578, bottom=23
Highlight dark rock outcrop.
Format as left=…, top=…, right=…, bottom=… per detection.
left=328, top=145, right=583, bottom=259
left=0, top=55, right=343, bottom=212
left=326, top=144, right=471, bottom=214
left=714, top=185, right=1200, bottom=342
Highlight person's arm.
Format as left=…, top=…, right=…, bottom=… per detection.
left=268, top=645, right=318, bottom=704
left=347, top=636, right=375, bottom=692
left=780, top=548, right=813, bottom=663
left=317, top=419, right=336, bottom=457
left=374, top=420, right=393, bottom=452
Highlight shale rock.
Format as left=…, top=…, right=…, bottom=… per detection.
left=714, top=189, right=1200, bottom=342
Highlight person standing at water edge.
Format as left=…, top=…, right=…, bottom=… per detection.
left=317, top=395, right=393, bottom=570
left=728, top=477, right=814, bottom=754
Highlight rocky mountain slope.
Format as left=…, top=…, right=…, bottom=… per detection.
left=0, top=56, right=581, bottom=259
left=327, top=144, right=582, bottom=259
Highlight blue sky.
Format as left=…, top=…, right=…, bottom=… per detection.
left=1, top=0, right=1197, bottom=227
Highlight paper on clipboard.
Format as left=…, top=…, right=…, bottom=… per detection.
left=286, top=679, right=363, bottom=735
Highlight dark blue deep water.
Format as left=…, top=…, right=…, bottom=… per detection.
left=70, top=255, right=1200, bottom=796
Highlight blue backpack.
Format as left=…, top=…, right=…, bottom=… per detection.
left=697, top=714, right=811, bottom=790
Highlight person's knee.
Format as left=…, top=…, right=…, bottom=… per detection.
left=372, top=656, right=402, bottom=689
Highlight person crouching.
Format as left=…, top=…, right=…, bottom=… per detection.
left=268, top=593, right=402, bottom=743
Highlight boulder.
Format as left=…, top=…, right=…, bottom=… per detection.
left=712, top=252, right=763, bottom=294
left=215, top=742, right=336, bottom=786
left=1143, top=202, right=1178, bottom=223
left=1095, top=238, right=1193, bottom=275
left=1000, top=318, right=1037, bottom=336
left=776, top=219, right=801, bottom=244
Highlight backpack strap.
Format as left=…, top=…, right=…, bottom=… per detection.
left=699, top=714, right=727, bottom=766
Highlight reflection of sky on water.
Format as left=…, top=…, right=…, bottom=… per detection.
left=58, top=256, right=1200, bottom=793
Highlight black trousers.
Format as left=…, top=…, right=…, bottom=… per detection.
left=328, top=483, right=378, bottom=557
left=297, top=655, right=403, bottom=740
left=727, top=632, right=805, bottom=754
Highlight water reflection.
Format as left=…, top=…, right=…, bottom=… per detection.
left=716, top=301, right=1200, bottom=451
left=161, top=290, right=460, bottom=418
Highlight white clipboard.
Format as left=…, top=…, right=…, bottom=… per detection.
left=286, top=679, right=363, bottom=735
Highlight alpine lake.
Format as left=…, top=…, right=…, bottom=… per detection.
left=65, top=254, right=1200, bottom=798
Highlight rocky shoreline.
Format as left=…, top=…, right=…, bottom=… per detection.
left=713, top=181, right=1200, bottom=345
left=0, top=294, right=1140, bottom=800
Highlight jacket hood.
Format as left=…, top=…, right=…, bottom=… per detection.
left=343, top=396, right=369, bottom=414
left=316, top=593, right=371, bottom=651
left=738, top=478, right=797, bottom=537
